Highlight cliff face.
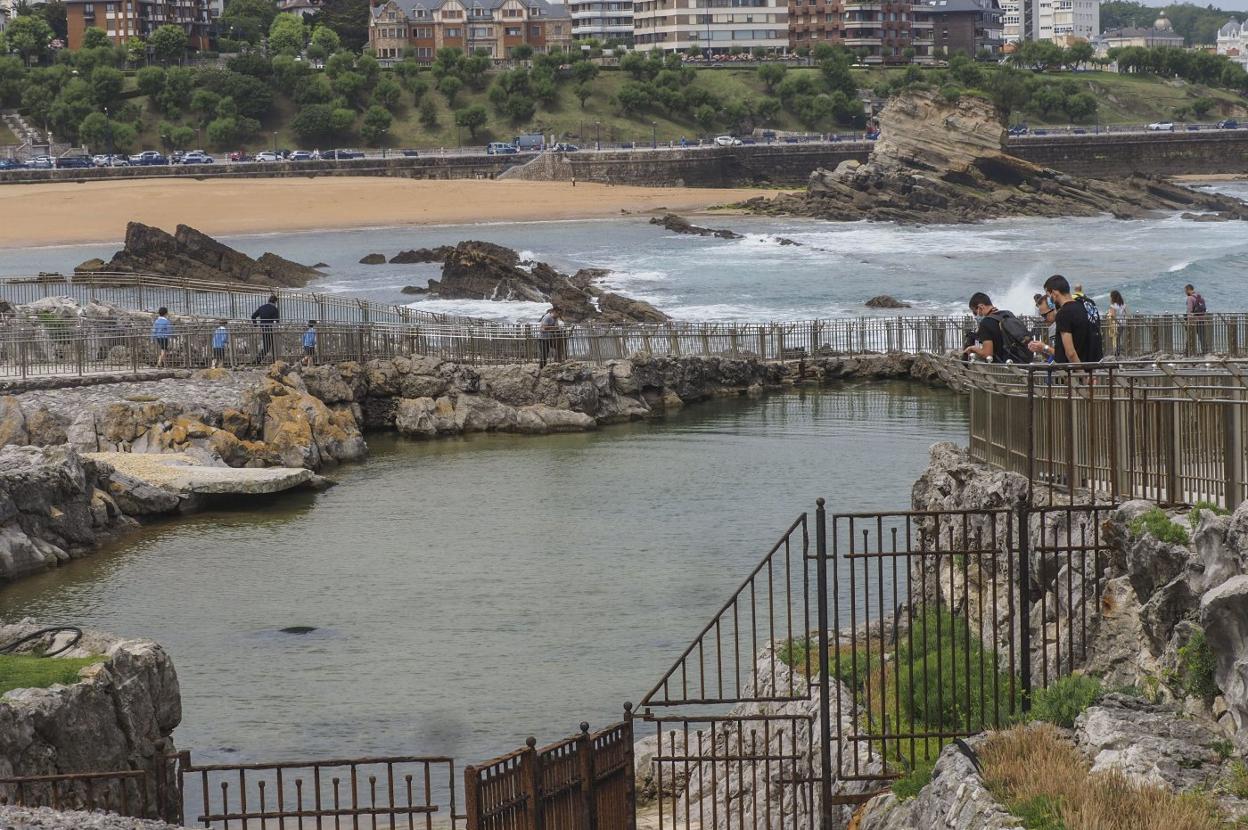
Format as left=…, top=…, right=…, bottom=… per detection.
left=745, top=89, right=1248, bottom=224
left=78, top=223, right=323, bottom=288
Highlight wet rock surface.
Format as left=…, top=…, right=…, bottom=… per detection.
left=742, top=90, right=1248, bottom=225
left=77, top=223, right=322, bottom=287
left=648, top=213, right=743, bottom=239
left=390, top=247, right=454, bottom=264
left=864, top=295, right=911, bottom=309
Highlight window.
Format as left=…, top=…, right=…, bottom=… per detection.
left=506, top=25, right=521, bottom=34
left=445, top=26, right=462, bottom=35
left=83, top=3, right=95, bottom=12
left=417, top=46, right=433, bottom=56
left=531, top=23, right=541, bottom=33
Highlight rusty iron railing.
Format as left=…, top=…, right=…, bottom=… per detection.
left=0, top=767, right=170, bottom=819
left=464, top=721, right=634, bottom=830
left=946, top=356, right=1248, bottom=510
left=174, top=751, right=465, bottom=830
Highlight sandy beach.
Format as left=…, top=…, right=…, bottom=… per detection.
left=0, top=177, right=775, bottom=248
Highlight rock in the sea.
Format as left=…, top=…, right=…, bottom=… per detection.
left=865, top=295, right=911, bottom=309
left=390, top=247, right=454, bottom=264
left=358, top=253, right=387, bottom=265
left=78, top=223, right=322, bottom=287
left=400, top=285, right=428, bottom=295
left=649, top=213, right=743, bottom=239
left=744, top=89, right=1248, bottom=225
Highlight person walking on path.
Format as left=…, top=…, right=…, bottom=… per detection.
left=1107, top=291, right=1127, bottom=356
left=151, top=307, right=172, bottom=368
left=1185, top=284, right=1210, bottom=354
left=211, top=320, right=229, bottom=368
left=301, top=320, right=318, bottom=367
left=251, top=295, right=280, bottom=364
left=963, top=292, right=1032, bottom=363
left=1028, top=275, right=1103, bottom=365
left=538, top=306, right=560, bottom=368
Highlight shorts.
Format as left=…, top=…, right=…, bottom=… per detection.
left=155, top=338, right=170, bottom=351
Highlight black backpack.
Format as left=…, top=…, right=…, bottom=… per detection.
left=987, top=310, right=1034, bottom=364
left=1192, top=294, right=1208, bottom=314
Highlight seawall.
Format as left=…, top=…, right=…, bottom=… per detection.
left=6, top=132, right=1248, bottom=188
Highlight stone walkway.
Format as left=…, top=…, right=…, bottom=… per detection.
left=88, top=452, right=312, bottom=496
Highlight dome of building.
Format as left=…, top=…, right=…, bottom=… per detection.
left=1155, top=11, right=1172, bottom=30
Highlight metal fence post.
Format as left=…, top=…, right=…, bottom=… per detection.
left=1225, top=402, right=1244, bottom=511
left=814, top=498, right=833, bottom=830
left=622, top=704, right=637, bottom=830
left=1017, top=502, right=1032, bottom=713
left=1166, top=401, right=1182, bottom=505
left=577, top=723, right=597, bottom=830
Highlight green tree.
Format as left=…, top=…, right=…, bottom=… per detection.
left=757, top=62, right=786, bottom=93
left=454, top=103, right=487, bottom=138
left=291, top=102, right=339, bottom=142
left=148, top=24, right=188, bottom=65
left=1065, top=41, right=1094, bottom=70
left=408, top=77, right=429, bottom=105
left=419, top=96, right=438, bottom=128
left=220, top=0, right=278, bottom=43
left=330, top=106, right=354, bottom=132
left=571, top=60, right=598, bottom=85
left=324, top=49, right=355, bottom=77
left=1191, top=96, right=1215, bottom=119
left=88, top=65, right=123, bottom=107
left=332, top=69, right=368, bottom=107
left=986, top=66, right=1030, bottom=118
left=504, top=93, right=535, bottom=122
left=82, top=27, right=110, bottom=49
left=294, top=73, right=334, bottom=104
left=360, top=103, right=391, bottom=144
left=440, top=74, right=462, bottom=105
left=1064, top=91, right=1098, bottom=121
left=206, top=116, right=239, bottom=148
left=510, top=44, right=533, bottom=61
left=309, top=25, right=341, bottom=57
left=694, top=102, right=717, bottom=132
left=575, top=81, right=592, bottom=109
left=461, top=53, right=490, bottom=88
left=372, top=75, right=402, bottom=111
left=268, top=13, right=307, bottom=56
left=125, top=36, right=145, bottom=65
left=6, top=15, right=53, bottom=65
left=305, top=0, right=370, bottom=52
left=615, top=80, right=652, bottom=114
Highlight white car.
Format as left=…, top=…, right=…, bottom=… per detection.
left=714, top=135, right=743, bottom=146
left=180, top=151, right=215, bottom=165
left=1146, top=121, right=1175, bottom=132
left=254, top=151, right=280, bottom=162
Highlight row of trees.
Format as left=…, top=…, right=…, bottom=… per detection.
left=1100, top=0, right=1238, bottom=47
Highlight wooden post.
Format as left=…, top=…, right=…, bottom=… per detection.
left=463, top=766, right=481, bottom=830
left=578, top=724, right=596, bottom=830
left=522, top=738, right=542, bottom=830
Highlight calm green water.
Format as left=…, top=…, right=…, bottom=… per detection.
left=0, top=381, right=965, bottom=769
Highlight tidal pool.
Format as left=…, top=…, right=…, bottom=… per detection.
left=0, top=381, right=966, bottom=769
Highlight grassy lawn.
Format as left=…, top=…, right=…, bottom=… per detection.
left=0, top=122, right=18, bottom=147
left=0, top=653, right=102, bottom=695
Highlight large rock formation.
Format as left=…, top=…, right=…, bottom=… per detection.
left=421, top=241, right=670, bottom=324
left=78, top=223, right=323, bottom=287
left=744, top=89, right=1248, bottom=224
left=0, top=622, right=181, bottom=820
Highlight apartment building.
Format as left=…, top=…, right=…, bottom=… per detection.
left=64, top=0, right=213, bottom=49
left=632, top=0, right=789, bottom=55
left=567, top=0, right=634, bottom=45
left=1032, top=0, right=1096, bottom=42
left=998, top=0, right=1025, bottom=42
left=369, top=0, right=571, bottom=60
left=788, top=0, right=933, bottom=64
left=921, top=0, right=1002, bottom=56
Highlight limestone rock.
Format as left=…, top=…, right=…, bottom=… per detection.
left=1201, top=575, right=1248, bottom=750
left=101, top=468, right=181, bottom=516
left=1074, top=693, right=1226, bottom=790
left=864, top=295, right=911, bottom=309
left=0, top=805, right=191, bottom=829
left=359, top=253, right=387, bottom=265
left=83, top=222, right=321, bottom=287
left=390, top=247, right=453, bottom=264
left=648, top=213, right=743, bottom=239
left=0, top=396, right=28, bottom=448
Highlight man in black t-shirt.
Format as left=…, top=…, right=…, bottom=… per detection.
left=1028, top=275, right=1102, bottom=364
left=964, top=292, right=1032, bottom=363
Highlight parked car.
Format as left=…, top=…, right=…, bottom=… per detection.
left=551, top=143, right=579, bottom=152
left=228, top=150, right=250, bottom=162
left=100, top=154, right=130, bottom=167
left=130, top=151, right=168, bottom=165
left=253, top=151, right=280, bottom=162
left=514, top=133, right=544, bottom=152
left=1007, top=124, right=1029, bottom=136
left=1218, top=119, right=1240, bottom=129
left=322, top=149, right=365, bottom=159
left=1186, top=124, right=1202, bottom=131
left=714, top=135, right=743, bottom=146
left=288, top=150, right=316, bottom=161
left=55, top=155, right=93, bottom=169
left=486, top=142, right=518, bottom=155
left=400, top=148, right=420, bottom=157
left=1147, top=121, right=1175, bottom=132
left=0, top=158, right=24, bottom=170
left=180, top=151, right=215, bottom=164
left=27, top=156, right=54, bottom=169
left=169, top=151, right=186, bottom=164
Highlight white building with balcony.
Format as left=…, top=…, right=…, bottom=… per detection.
left=1032, top=0, right=1096, bottom=42
left=632, top=0, right=788, bottom=54
left=566, top=0, right=633, bottom=44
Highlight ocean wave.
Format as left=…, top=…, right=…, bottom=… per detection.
left=404, top=298, right=550, bottom=322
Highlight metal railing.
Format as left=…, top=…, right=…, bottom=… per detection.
left=949, top=356, right=1248, bottom=510
left=0, top=768, right=169, bottom=820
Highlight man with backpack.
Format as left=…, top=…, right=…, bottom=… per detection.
left=1185, top=284, right=1209, bottom=354
left=1028, top=275, right=1103, bottom=364
left=965, top=292, right=1033, bottom=364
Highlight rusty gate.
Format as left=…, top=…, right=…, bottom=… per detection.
left=635, top=500, right=1115, bottom=830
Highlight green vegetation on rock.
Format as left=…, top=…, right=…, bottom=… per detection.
left=0, top=653, right=102, bottom=695
left=1028, top=673, right=1103, bottom=729
left=1188, top=500, right=1230, bottom=529
left=1130, top=507, right=1190, bottom=545
left=1177, top=629, right=1219, bottom=701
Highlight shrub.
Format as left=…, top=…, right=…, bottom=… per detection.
left=891, top=755, right=937, bottom=801
left=1029, top=673, right=1102, bottom=728
left=1177, top=629, right=1219, bottom=701
left=1129, top=507, right=1189, bottom=545
left=1188, top=500, right=1229, bottom=529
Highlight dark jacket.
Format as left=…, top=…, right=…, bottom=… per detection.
left=251, top=302, right=279, bottom=326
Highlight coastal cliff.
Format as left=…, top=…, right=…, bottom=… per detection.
left=743, top=90, right=1248, bottom=224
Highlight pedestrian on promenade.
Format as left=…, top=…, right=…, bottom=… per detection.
left=152, top=307, right=171, bottom=368
left=538, top=305, right=560, bottom=368
left=1028, top=275, right=1103, bottom=365
left=302, top=320, right=318, bottom=367
left=212, top=320, right=229, bottom=368
left=251, top=295, right=279, bottom=364
left=1185, top=284, right=1210, bottom=354
left=1107, top=290, right=1127, bottom=356
left=964, top=292, right=1032, bottom=363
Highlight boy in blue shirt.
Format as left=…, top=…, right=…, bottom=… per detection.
left=151, top=307, right=172, bottom=368
left=211, top=320, right=229, bottom=368
left=301, top=320, right=317, bottom=367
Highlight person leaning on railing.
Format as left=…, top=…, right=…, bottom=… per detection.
left=1027, top=275, right=1103, bottom=365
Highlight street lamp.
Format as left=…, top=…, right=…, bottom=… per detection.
left=380, top=128, right=388, bottom=158
left=595, top=121, right=601, bottom=150
left=651, top=121, right=657, bottom=148
left=104, top=106, right=113, bottom=159
left=272, top=131, right=278, bottom=157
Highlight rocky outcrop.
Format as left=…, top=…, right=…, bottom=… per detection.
left=0, top=622, right=181, bottom=820
left=742, top=89, right=1248, bottom=225
left=0, top=445, right=136, bottom=582
left=648, top=214, right=743, bottom=239
left=864, top=295, right=911, bottom=309
left=358, top=253, right=387, bottom=265
left=390, top=247, right=453, bottom=264
left=78, top=223, right=322, bottom=287
left=854, top=737, right=1021, bottom=830
left=422, top=241, right=670, bottom=324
